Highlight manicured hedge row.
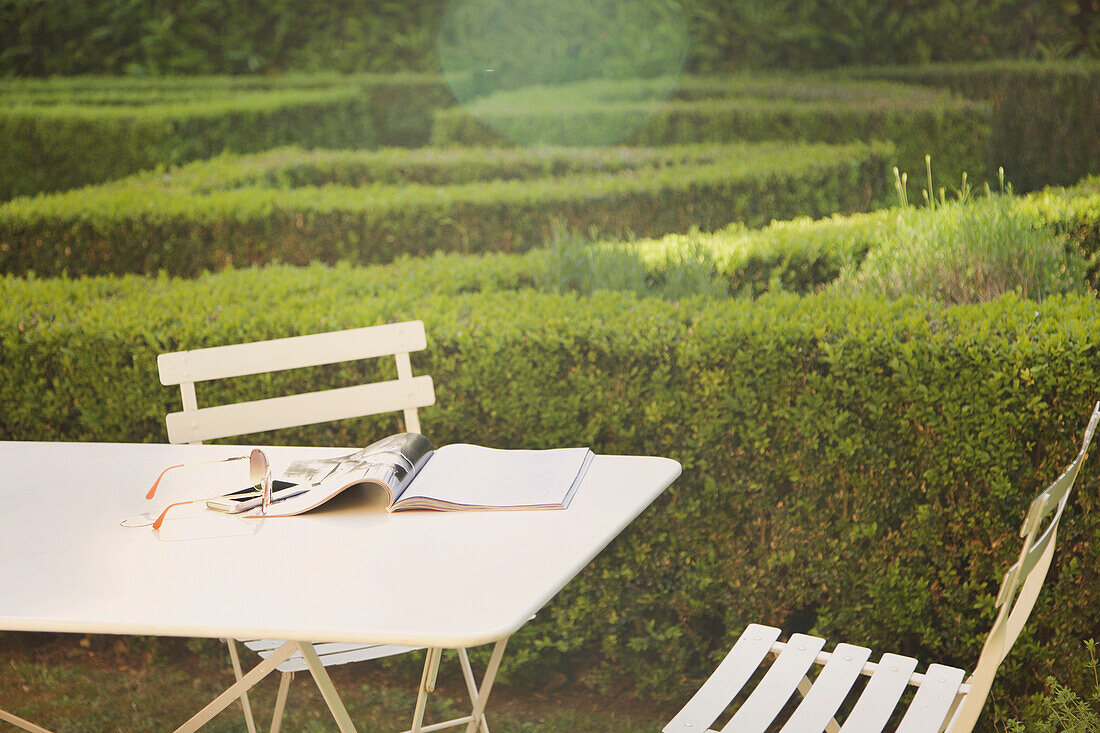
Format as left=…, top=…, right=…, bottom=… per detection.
left=846, top=61, right=1100, bottom=192
left=0, top=142, right=892, bottom=277
left=431, top=78, right=991, bottom=197
left=630, top=175, right=1100, bottom=296
left=2, top=280, right=1100, bottom=710
left=0, top=74, right=454, bottom=199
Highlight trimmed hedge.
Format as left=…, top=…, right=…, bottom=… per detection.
left=431, top=77, right=992, bottom=196
left=846, top=61, right=1100, bottom=192
left=0, top=141, right=892, bottom=277
left=0, top=74, right=455, bottom=199
left=628, top=175, right=1100, bottom=296
left=3, top=278, right=1100, bottom=713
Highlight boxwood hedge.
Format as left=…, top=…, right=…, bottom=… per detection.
left=640, top=176, right=1100, bottom=296
left=431, top=77, right=991, bottom=196
left=846, top=60, right=1100, bottom=192
left=2, top=276, right=1100, bottom=712
left=0, top=141, right=892, bottom=277
left=0, top=74, right=454, bottom=199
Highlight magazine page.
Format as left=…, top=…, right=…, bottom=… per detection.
left=392, top=444, right=593, bottom=511
left=246, top=433, right=434, bottom=517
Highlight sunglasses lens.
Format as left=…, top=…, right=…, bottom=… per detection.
left=249, top=449, right=269, bottom=487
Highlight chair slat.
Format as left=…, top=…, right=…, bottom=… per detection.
left=780, top=643, right=872, bottom=733
left=165, top=376, right=435, bottom=443
left=157, top=322, right=427, bottom=385
left=244, top=640, right=421, bottom=673
left=663, top=624, right=782, bottom=733
left=721, top=633, right=827, bottom=733
left=839, top=653, right=919, bottom=732
left=895, top=663, right=966, bottom=733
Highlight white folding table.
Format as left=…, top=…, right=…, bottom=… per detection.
left=0, top=441, right=680, bottom=732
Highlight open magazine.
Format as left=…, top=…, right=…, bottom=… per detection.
left=216, top=433, right=594, bottom=517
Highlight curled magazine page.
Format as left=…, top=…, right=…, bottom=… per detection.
left=245, top=433, right=434, bottom=517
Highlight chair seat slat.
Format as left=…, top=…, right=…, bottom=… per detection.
left=664, top=624, right=782, bottom=733
left=663, top=405, right=1100, bottom=733
left=273, top=645, right=423, bottom=673
left=839, top=653, right=920, bottom=732
left=721, top=633, right=827, bottom=733
left=780, top=643, right=872, bottom=733
left=895, top=663, right=966, bottom=733
left=245, top=640, right=422, bottom=673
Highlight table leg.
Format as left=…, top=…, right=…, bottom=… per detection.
left=172, top=640, right=296, bottom=733
left=464, top=638, right=508, bottom=733
left=297, top=642, right=358, bottom=732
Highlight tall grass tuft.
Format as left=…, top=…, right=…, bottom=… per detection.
left=1005, top=640, right=1100, bottom=733
left=835, top=190, right=1083, bottom=304
left=533, top=222, right=651, bottom=297
left=533, top=221, right=728, bottom=300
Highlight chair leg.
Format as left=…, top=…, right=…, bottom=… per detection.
left=269, top=671, right=294, bottom=733
left=225, top=638, right=259, bottom=733
left=173, top=641, right=297, bottom=733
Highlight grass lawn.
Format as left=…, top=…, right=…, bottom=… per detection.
left=1, top=632, right=671, bottom=732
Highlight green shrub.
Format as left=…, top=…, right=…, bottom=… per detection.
left=3, top=277, right=1100, bottom=713
left=530, top=222, right=729, bottom=300
left=0, top=141, right=892, bottom=277
left=0, top=0, right=1086, bottom=77
left=0, top=74, right=455, bottom=199
left=846, top=61, right=1100, bottom=191
left=1020, top=176, right=1100, bottom=289
left=1007, top=641, right=1100, bottom=732
left=430, top=76, right=991, bottom=196
left=620, top=176, right=1100, bottom=297
left=834, top=194, right=1085, bottom=303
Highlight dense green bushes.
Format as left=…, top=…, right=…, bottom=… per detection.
left=0, top=74, right=454, bottom=199
left=1, top=0, right=1089, bottom=77
left=3, top=277, right=1100, bottom=715
left=847, top=61, right=1100, bottom=191
left=625, top=176, right=1100, bottom=296
left=0, top=141, right=891, bottom=277
left=431, top=77, right=992, bottom=194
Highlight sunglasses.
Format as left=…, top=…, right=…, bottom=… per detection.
left=144, top=449, right=272, bottom=530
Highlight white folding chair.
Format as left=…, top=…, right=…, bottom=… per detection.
left=158, top=321, right=499, bottom=733
left=664, top=402, right=1100, bottom=733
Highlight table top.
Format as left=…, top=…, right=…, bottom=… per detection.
left=0, top=441, right=680, bottom=648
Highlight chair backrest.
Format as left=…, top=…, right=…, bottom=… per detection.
left=157, top=321, right=435, bottom=445
left=949, top=402, right=1100, bottom=731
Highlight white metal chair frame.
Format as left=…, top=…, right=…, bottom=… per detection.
left=665, top=403, right=1100, bottom=733
left=156, top=321, right=498, bottom=733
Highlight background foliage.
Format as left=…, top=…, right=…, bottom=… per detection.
left=0, top=0, right=1095, bottom=79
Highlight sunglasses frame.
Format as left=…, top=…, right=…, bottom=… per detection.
left=146, top=449, right=272, bottom=530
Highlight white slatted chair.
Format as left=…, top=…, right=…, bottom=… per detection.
left=665, top=403, right=1100, bottom=733
left=158, top=321, right=496, bottom=733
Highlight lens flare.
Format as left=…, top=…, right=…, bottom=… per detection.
left=437, top=0, right=689, bottom=147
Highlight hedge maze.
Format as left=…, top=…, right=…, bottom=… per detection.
left=3, top=62, right=1100, bottom=708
